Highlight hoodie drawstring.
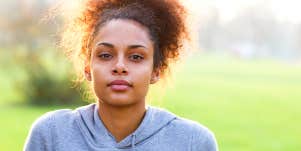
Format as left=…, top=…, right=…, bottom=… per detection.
left=131, top=134, right=136, bottom=151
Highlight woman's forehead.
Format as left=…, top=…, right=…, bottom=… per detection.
left=93, top=19, right=153, bottom=48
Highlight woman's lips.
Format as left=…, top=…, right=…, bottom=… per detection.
left=108, top=80, right=132, bottom=91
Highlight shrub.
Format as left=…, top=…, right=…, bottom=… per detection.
left=15, top=49, right=88, bottom=105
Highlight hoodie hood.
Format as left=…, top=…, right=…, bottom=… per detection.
left=75, top=103, right=177, bottom=150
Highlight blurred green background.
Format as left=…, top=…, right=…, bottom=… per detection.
left=1, top=0, right=301, bottom=151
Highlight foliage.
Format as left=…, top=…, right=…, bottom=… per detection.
left=14, top=48, right=87, bottom=105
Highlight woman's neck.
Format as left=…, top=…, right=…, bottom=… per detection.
left=97, top=101, right=146, bottom=142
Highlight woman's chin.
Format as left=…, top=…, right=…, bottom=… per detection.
left=99, top=97, right=137, bottom=107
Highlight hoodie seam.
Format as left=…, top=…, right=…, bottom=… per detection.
left=190, top=129, right=194, bottom=151
left=51, top=114, right=58, bottom=151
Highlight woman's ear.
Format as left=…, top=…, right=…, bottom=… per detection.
left=150, top=69, right=160, bottom=84
left=84, top=64, right=92, bottom=81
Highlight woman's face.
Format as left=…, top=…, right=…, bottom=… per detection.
left=85, top=19, right=159, bottom=107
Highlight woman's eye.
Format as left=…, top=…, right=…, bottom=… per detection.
left=98, top=53, right=113, bottom=60
left=129, top=54, right=144, bottom=61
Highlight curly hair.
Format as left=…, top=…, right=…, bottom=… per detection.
left=61, top=0, right=189, bottom=84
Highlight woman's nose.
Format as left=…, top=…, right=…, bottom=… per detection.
left=112, top=57, right=128, bottom=75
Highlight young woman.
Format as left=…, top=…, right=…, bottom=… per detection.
left=24, top=0, right=218, bottom=150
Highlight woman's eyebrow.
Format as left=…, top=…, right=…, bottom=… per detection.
left=96, top=42, right=114, bottom=48
left=128, top=44, right=146, bottom=49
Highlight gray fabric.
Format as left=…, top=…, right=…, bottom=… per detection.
left=24, top=103, right=218, bottom=151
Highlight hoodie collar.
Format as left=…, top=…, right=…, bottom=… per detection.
left=76, top=103, right=177, bottom=149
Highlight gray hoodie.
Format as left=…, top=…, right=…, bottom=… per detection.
left=24, top=103, right=218, bottom=151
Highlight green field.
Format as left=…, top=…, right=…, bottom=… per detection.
left=1, top=53, right=301, bottom=151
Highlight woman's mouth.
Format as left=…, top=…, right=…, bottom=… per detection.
left=108, top=80, right=132, bottom=91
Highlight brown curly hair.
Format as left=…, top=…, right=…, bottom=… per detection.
left=61, top=0, right=189, bottom=84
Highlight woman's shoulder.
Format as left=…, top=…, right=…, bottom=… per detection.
left=30, top=104, right=95, bottom=129
left=24, top=104, right=95, bottom=150
left=150, top=106, right=214, bottom=133
left=172, top=117, right=218, bottom=150
left=173, top=117, right=214, bottom=135
left=150, top=106, right=218, bottom=150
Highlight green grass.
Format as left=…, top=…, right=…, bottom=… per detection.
left=1, top=53, right=301, bottom=151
